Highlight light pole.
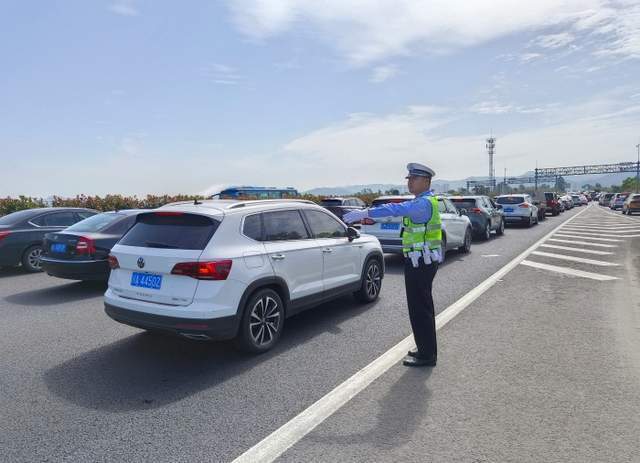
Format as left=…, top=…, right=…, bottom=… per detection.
left=636, top=143, right=640, bottom=193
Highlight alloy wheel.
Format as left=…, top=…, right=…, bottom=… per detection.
left=249, top=296, right=281, bottom=347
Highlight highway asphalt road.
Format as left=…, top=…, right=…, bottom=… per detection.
left=1, top=205, right=638, bottom=462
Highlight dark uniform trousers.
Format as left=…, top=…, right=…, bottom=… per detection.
left=403, top=257, right=438, bottom=360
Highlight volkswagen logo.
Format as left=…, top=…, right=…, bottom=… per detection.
left=137, top=257, right=145, bottom=269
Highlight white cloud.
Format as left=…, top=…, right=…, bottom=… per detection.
left=531, top=32, right=576, bottom=49
left=228, top=1, right=640, bottom=65
left=369, top=65, right=398, bottom=83
left=203, top=63, right=243, bottom=85
left=108, top=1, right=139, bottom=17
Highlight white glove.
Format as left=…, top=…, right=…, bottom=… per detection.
left=342, top=209, right=369, bottom=224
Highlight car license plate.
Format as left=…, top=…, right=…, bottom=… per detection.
left=130, top=272, right=162, bottom=290
left=381, top=223, right=400, bottom=230
left=51, top=243, right=66, bottom=253
left=504, top=207, right=513, bottom=212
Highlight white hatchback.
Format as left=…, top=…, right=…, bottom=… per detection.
left=104, top=200, right=384, bottom=352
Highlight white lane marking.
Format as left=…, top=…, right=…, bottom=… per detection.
left=530, top=251, right=619, bottom=267
left=481, top=254, right=501, bottom=258
left=562, top=225, right=640, bottom=231
left=554, top=230, right=639, bottom=238
left=540, top=244, right=614, bottom=255
left=547, top=238, right=618, bottom=248
left=230, top=202, right=593, bottom=463
left=520, top=260, right=619, bottom=281
left=553, top=234, right=622, bottom=242
left=601, top=209, right=640, bottom=222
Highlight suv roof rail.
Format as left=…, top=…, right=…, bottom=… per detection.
left=227, top=199, right=316, bottom=209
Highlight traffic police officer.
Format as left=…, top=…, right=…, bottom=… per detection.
left=343, top=163, right=441, bottom=367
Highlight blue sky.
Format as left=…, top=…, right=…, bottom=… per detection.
left=1, top=0, right=639, bottom=196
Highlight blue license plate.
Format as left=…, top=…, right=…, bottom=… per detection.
left=504, top=208, right=514, bottom=212
left=51, top=243, right=66, bottom=253
left=381, top=223, right=400, bottom=230
left=130, top=272, right=162, bottom=290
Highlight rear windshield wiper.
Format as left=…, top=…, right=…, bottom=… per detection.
left=145, top=241, right=179, bottom=249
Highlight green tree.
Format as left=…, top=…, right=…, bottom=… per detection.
left=555, top=176, right=568, bottom=192
left=621, top=176, right=640, bottom=192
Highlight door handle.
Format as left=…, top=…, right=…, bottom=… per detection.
left=322, top=248, right=333, bottom=253
left=271, top=254, right=286, bottom=260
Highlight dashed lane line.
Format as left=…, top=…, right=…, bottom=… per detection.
left=530, top=251, right=620, bottom=267
left=520, top=260, right=619, bottom=281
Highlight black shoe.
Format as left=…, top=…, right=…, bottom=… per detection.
left=407, top=349, right=419, bottom=358
left=403, top=355, right=436, bottom=367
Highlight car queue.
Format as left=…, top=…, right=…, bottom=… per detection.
left=0, top=187, right=604, bottom=353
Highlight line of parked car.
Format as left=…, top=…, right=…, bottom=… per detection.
left=596, top=191, right=640, bottom=214
left=0, top=190, right=585, bottom=353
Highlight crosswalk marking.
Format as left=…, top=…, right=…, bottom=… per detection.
left=530, top=251, right=619, bottom=267
left=553, top=233, right=622, bottom=242
left=539, top=244, right=614, bottom=255
left=562, top=225, right=640, bottom=231
left=520, top=260, right=619, bottom=281
left=547, top=238, right=618, bottom=248
left=554, top=230, right=640, bottom=238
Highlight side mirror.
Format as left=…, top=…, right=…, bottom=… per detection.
left=496, top=204, right=503, bottom=210
left=347, top=226, right=360, bottom=242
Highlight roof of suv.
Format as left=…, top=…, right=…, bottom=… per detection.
left=158, top=199, right=320, bottom=217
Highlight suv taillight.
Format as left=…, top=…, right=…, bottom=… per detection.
left=76, top=236, right=96, bottom=255
left=0, top=231, right=10, bottom=242
left=469, top=208, right=482, bottom=213
left=171, top=260, right=233, bottom=280
left=108, top=255, right=120, bottom=269
left=362, top=218, right=376, bottom=225
left=519, top=203, right=530, bottom=208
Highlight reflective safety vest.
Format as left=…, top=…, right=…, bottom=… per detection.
left=402, top=196, right=442, bottom=254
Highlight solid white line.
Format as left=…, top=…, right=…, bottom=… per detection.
left=540, top=244, right=614, bottom=255
left=521, top=260, right=619, bottom=281
left=553, top=233, right=622, bottom=242
left=547, top=238, right=618, bottom=248
left=530, top=251, right=619, bottom=267
left=230, top=202, right=593, bottom=463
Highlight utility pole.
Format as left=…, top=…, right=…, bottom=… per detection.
left=636, top=143, right=639, bottom=193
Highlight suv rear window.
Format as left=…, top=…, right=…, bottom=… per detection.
left=320, top=199, right=343, bottom=206
left=119, top=213, right=219, bottom=250
left=450, top=199, right=478, bottom=209
left=496, top=196, right=525, bottom=205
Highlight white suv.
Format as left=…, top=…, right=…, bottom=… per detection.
left=104, top=200, right=384, bottom=352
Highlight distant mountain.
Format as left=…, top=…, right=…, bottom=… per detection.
left=304, top=171, right=637, bottom=195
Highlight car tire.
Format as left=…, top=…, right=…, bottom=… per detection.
left=526, top=215, right=533, bottom=228
left=482, top=223, right=491, bottom=241
left=354, top=258, right=382, bottom=303
left=458, top=228, right=472, bottom=253
left=21, top=245, right=44, bottom=273
left=235, top=288, right=284, bottom=354
left=495, top=219, right=505, bottom=236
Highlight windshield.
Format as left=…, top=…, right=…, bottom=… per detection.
left=496, top=197, right=525, bottom=205
left=320, top=199, right=343, bottom=206
left=64, top=212, right=122, bottom=233
left=450, top=199, right=478, bottom=209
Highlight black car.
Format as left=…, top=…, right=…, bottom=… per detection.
left=449, top=195, right=505, bottom=240
left=0, top=208, right=97, bottom=272
left=319, top=197, right=366, bottom=222
left=41, top=210, right=143, bottom=281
